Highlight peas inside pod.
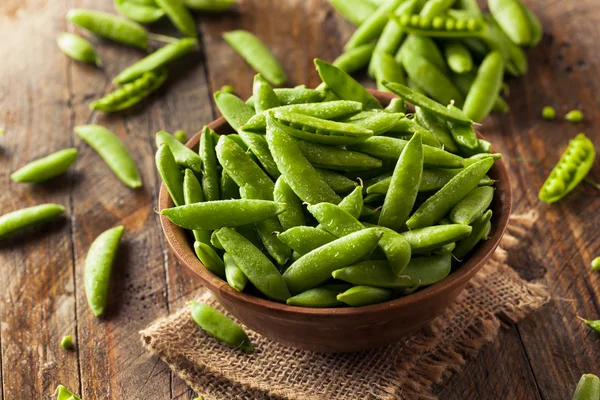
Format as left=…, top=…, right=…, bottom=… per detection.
left=158, top=63, right=502, bottom=309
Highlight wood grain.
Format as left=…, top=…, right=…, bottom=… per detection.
left=0, top=0, right=598, bottom=398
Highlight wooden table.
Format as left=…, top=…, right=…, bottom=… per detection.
left=0, top=0, right=598, bottom=398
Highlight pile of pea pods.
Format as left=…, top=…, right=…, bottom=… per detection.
left=158, top=59, right=500, bottom=307
left=329, top=0, right=542, bottom=122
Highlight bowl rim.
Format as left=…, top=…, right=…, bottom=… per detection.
left=159, top=90, right=513, bottom=317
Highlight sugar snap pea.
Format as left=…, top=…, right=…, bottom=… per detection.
left=344, top=0, right=405, bottom=49
left=447, top=120, right=479, bottom=150
left=91, top=69, right=167, bottom=112
left=329, top=0, right=376, bottom=26
left=162, top=199, right=286, bottom=230
left=579, top=318, right=600, bottom=335
left=315, top=168, right=358, bottom=193
left=0, top=204, right=65, bottom=240
left=274, top=177, right=306, bottom=230
left=349, top=136, right=464, bottom=168
left=332, top=254, right=452, bottom=288
left=11, top=148, right=78, bottom=183
left=407, top=157, right=494, bottom=229
left=452, top=70, right=508, bottom=115
left=286, top=284, right=351, bottom=308
left=539, top=134, right=596, bottom=203
left=315, top=59, right=382, bottom=110
left=223, top=30, right=287, bottom=86
left=379, top=133, right=423, bottom=231
left=194, top=241, right=225, bottom=277
left=455, top=0, right=481, bottom=16
left=336, top=286, right=393, bottom=307
left=402, top=224, right=472, bottom=253
left=572, top=374, right=600, bottom=400
left=115, top=0, right=165, bottom=23
left=190, top=301, right=254, bottom=353
left=113, top=37, right=197, bottom=84
left=395, top=14, right=484, bottom=37
left=76, top=124, right=142, bottom=188
left=420, top=0, right=455, bottom=18
left=283, top=228, right=382, bottom=294
left=372, top=52, right=406, bottom=92
left=341, top=111, right=402, bottom=136
left=339, top=186, right=364, bottom=219
left=216, top=227, right=290, bottom=301
left=450, top=186, right=494, bottom=225
left=385, top=98, right=405, bottom=113
left=252, top=74, right=280, bottom=112
left=414, top=106, right=458, bottom=152
left=385, top=116, right=442, bottom=148
left=397, top=34, right=448, bottom=74
left=444, top=41, right=473, bottom=73
left=156, top=144, right=185, bottom=206
left=67, top=9, right=149, bottom=49
left=57, top=32, right=101, bottom=66
left=199, top=126, right=221, bottom=201
left=453, top=209, right=492, bottom=260
left=56, top=385, right=82, bottom=400
left=84, top=225, right=124, bottom=317
left=224, top=253, right=248, bottom=292
left=156, top=130, right=202, bottom=172
left=266, top=115, right=341, bottom=204
left=277, top=226, right=336, bottom=256
left=184, top=0, right=237, bottom=11
left=334, top=44, right=376, bottom=74
left=294, top=138, right=383, bottom=171
left=183, top=169, right=212, bottom=244
left=155, top=0, right=196, bottom=37
left=462, top=51, right=505, bottom=122
left=248, top=88, right=326, bottom=106
left=488, top=0, right=531, bottom=45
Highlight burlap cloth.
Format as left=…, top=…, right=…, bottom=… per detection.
left=141, top=212, right=550, bottom=400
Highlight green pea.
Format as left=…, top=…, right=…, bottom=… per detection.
left=113, top=37, right=197, bottom=84
left=162, top=199, right=286, bottom=230
left=450, top=186, right=494, bottom=225
left=76, top=125, right=142, bottom=189
left=55, top=385, right=82, bottom=400
left=277, top=226, right=336, bottom=256
left=60, top=335, right=74, bottom=350
left=542, top=106, right=556, bottom=120
left=11, top=148, right=78, bottom=184
left=274, top=177, right=306, bottom=230
left=592, top=257, right=600, bottom=272
left=565, top=110, right=584, bottom=123
left=56, top=32, right=101, bottom=66
left=571, top=374, right=600, bottom=400
left=114, top=0, right=166, bottom=24
left=336, top=286, right=393, bottom=307
left=286, top=284, right=351, bottom=308
left=184, top=0, right=237, bottom=12
left=216, top=227, right=290, bottom=302
left=283, top=228, right=383, bottom=294
left=453, top=209, right=493, bottom=259
left=156, top=144, right=185, bottom=206
left=332, top=254, right=452, bottom=288
left=194, top=241, right=225, bottom=277
left=67, top=9, right=148, bottom=49
left=84, top=225, right=124, bottom=317
left=223, top=30, right=287, bottom=86
left=190, top=301, right=254, bottom=353
left=224, top=253, right=248, bottom=292
left=156, top=130, right=202, bottom=172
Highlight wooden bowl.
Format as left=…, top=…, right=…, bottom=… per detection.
left=159, top=90, right=513, bottom=353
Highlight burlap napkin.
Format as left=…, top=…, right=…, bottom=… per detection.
left=141, top=212, right=549, bottom=400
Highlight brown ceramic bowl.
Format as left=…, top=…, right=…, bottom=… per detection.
left=159, top=90, right=512, bottom=353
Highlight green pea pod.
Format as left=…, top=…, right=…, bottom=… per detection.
left=372, top=52, right=406, bottom=92
left=199, top=126, right=221, bottom=201
left=84, top=225, right=124, bottom=317
left=221, top=171, right=240, bottom=200
left=336, top=286, right=393, bottom=307
left=334, top=44, right=376, bottom=74
left=339, top=186, right=364, bottom=218
left=0, top=204, right=65, bottom=240
left=397, top=35, right=448, bottom=75
left=269, top=110, right=373, bottom=146
left=539, top=134, right=596, bottom=203
left=240, top=185, right=291, bottom=266
left=379, top=133, right=423, bottom=231
left=286, top=284, right=351, bottom=308
left=266, top=115, right=341, bottom=204
left=332, top=254, right=452, bottom=288
left=113, top=37, right=197, bottom=84
left=572, top=374, right=600, bottom=400
left=315, top=169, right=358, bottom=193
left=453, top=209, right=492, bottom=259
left=114, top=0, right=165, bottom=24
left=223, top=253, right=248, bottom=292
left=315, top=59, right=382, bottom=110
left=420, top=0, right=455, bottom=18
left=57, top=32, right=101, bottom=66
left=11, top=148, right=78, bottom=183
left=174, top=130, right=187, bottom=143
left=444, top=41, right=473, bottom=74
left=252, top=74, right=280, bottom=112
left=395, top=14, right=484, bottom=37
left=156, top=130, right=202, bottom=172
left=402, top=224, right=473, bottom=253
left=283, top=228, right=383, bottom=294
left=450, top=186, right=494, bottom=225
left=216, top=135, right=275, bottom=200
left=294, top=138, right=383, bottom=171
left=274, top=177, right=306, bottom=230
left=265, top=88, right=326, bottom=105
left=162, top=199, right=286, bottom=230
left=194, top=241, right=225, bottom=277
left=407, top=157, right=494, bottom=229
left=183, top=169, right=212, bottom=244
left=386, top=117, right=442, bottom=148
left=451, top=70, right=508, bottom=115
left=190, top=302, right=254, bottom=353
left=329, top=0, right=376, bottom=26
left=156, top=144, right=185, bottom=206
left=91, top=69, right=167, bottom=112
left=340, top=111, right=402, bottom=136
left=184, top=0, right=237, bottom=12
left=447, top=120, right=478, bottom=151
left=383, top=81, right=472, bottom=123
left=488, top=0, right=531, bottom=45
left=385, top=98, right=405, bottom=113
left=522, top=5, right=543, bottom=47
left=243, top=100, right=363, bottom=132
left=67, top=9, right=148, bottom=49
left=55, top=385, right=82, bottom=400
left=455, top=0, right=482, bottom=16
left=277, top=226, right=336, bottom=255
left=414, top=106, right=458, bottom=152
left=349, top=136, right=464, bottom=168
left=76, top=124, right=142, bottom=188
left=155, top=0, right=196, bottom=37
left=344, top=0, right=405, bottom=49
left=216, top=227, right=290, bottom=302
left=462, top=52, right=505, bottom=122
left=223, top=30, right=287, bottom=86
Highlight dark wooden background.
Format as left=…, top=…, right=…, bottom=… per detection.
left=0, top=0, right=598, bottom=398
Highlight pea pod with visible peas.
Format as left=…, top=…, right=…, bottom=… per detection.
left=336, top=286, right=394, bottom=307
left=0, top=204, right=65, bottom=240
left=11, top=148, right=78, bottom=183
left=190, top=301, right=254, bottom=353
left=91, top=70, right=167, bottom=112
left=286, top=284, right=351, bottom=308
left=67, top=9, right=149, bottom=49
left=571, top=374, right=600, bottom=400
left=538, top=133, right=596, bottom=203
left=84, top=225, right=124, bottom=317
left=57, top=32, right=101, bottom=66
left=155, top=0, right=196, bottom=37
left=216, top=227, right=290, bottom=302
left=76, top=124, right=142, bottom=189
left=114, top=0, right=165, bottom=24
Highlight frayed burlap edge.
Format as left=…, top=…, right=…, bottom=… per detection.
left=141, top=211, right=550, bottom=400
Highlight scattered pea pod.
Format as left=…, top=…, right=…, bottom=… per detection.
left=453, top=209, right=493, bottom=259
left=294, top=137, right=383, bottom=171
left=11, top=148, right=78, bottom=183
left=224, top=252, right=248, bottom=292
left=0, top=204, right=65, bottom=240
left=114, top=0, right=165, bottom=24
left=190, top=301, right=253, bottom=352
left=571, top=374, right=600, bottom=400
left=56, top=385, right=82, bottom=400
left=277, top=226, right=336, bottom=256
left=274, top=177, right=306, bottom=230
left=57, top=32, right=101, bottom=66
left=67, top=9, right=149, bottom=49
left=155, top=0, right=197, bottom=37
left=194, top=241, right=225, bottom=277
left=344, top=0, right=405, bottom=50
left=329, top=0, right=376, bottom=26
left=91, top=70, right=167, bottom=112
